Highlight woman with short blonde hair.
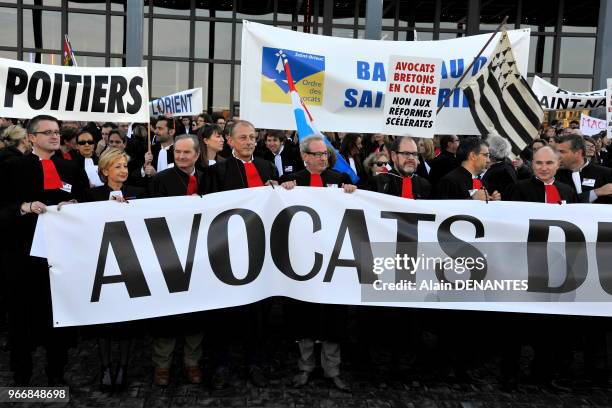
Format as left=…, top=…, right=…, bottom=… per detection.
left=0, top=125, right=30, bottom=162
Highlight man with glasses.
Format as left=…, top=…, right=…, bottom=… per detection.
left=428, top=134, right=460, bottom=186
left=0, top=114, right=88, bottom=386
left=368, top=136, right=430, bottom=199
left=434, top=137, right=500, bottom=201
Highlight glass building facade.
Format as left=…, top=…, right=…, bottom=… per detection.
left=0, top=0, right=604, bottom=118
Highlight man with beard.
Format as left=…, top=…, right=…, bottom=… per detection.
left=555, top=134, right=612, bottom=204
left=434, top=137, right=500, bottom=201
left=368, top=136, right=430, bottom=198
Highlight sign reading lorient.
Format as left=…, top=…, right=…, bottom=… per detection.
left=381, top=55, right=442, bottom=138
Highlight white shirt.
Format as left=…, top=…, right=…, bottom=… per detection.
left=272, top=145, right=285, bottom=177
left=349, top=157, right=357, bottom=174
left=84, top=158, right=104, bottom=187
left=572, top=160, right=598, bottom=202
left=156, top=144, right=173, bottom=173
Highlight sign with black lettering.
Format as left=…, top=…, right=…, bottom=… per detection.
left=33, top=188, right=612, bottom=327
left=381, top=55, right=442, bottom=138
left=532, top=75, right=606, bottom=111
left=149, top=88, right=203, bottom=117
left=0, top=57, right=149, bottom=121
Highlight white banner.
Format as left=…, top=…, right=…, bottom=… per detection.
left=607, top=79, right=612, bottom=139
left=36, top=188, right=612, bottom=327
left=532, top=75, right=606, bottom=111
left=149, top=87, right=203, bottom=117
left=580, top=113, right=607, bottom=136
left=240, top=21, right=530, bottom=136
left=0, top=57, right=149, bottom=122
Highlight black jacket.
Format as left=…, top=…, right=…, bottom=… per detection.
left=149, top=166, right=207, bottom=198
left=482, top=159, right=517, bottom=200
left=428, top=150, right=459, bottom=186
left=85, top=184, right=147, bottom=202
left=279, top=168, right=351, bottom=186
left=556, top=161, right=612, bottom=204
left=507, top=177, right=577, bottom=204
left=434, top=166, right=477, bottom=200
left=207, top=156, right=278, bottom=192
left=368, top=170, right=431, bottom=199
left=262, top=144, right=304, bottom=176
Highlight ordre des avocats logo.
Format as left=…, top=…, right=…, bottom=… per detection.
left=260, top=47, right=325, bottom=105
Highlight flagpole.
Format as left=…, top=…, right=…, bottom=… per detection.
left=436, top=15, right=508, bottom=115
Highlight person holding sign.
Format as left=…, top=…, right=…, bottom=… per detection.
left=0, top=115, right=89, bottom=386
left=434, top=137, right=500, bottom=201
left=367, top=136, right=430, bottom=199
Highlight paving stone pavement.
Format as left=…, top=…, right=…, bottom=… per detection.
left=2, top=323, right=612, bottom=407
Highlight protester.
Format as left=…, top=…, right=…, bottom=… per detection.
left=416, top=138, right=435, bottom=179
left=0, top=125, right=30, bottom=162
left=148, top=134, right=206, bottom=386
left=75, top=129, right=103, bottom=187
left=196, top=124, right=225, bottom=170
left=363, top=151, right=391, bottom=177
left=0, top=114, right=88, bottom=386
left=368, top=137, right=430, bottom=199
left=481, top=134, right=517, bottom=200
left=339, top=133, right=367, bottom=184
left=262, top=129, right=302, bottom=177
left=428, top=134, right=460, bottom=185
left=434, top=137, right=500, bottom=200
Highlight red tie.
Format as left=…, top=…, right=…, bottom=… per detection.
left=41, top=159, right=63, bottom=190
left=545, top=184, right=561, bottom=204
left=186, top=174, right=198, bottom=195
left=472, top=177, right=483, bottom=190
left=244, top=162, right=264, bottom=188
left=310, top=173, right=324, bottom=187
left=401, top=177, right=414, bottom=199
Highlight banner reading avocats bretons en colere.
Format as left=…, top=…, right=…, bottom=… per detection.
left=240, top=21, right=531, bottom=136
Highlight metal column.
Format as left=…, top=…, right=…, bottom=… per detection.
left=126, top=0, right=144, bottom=67
left=364, top=0, right=382, bottom=40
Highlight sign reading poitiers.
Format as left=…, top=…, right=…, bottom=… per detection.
left=381, top=56, right=442, bottom=138
left=0, top=57, right=149, bottom=122
left=149, top=87, right=203, bottom=117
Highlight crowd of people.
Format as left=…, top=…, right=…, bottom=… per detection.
left=0, top=112, right=610, bottom=394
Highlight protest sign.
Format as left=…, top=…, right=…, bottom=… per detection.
left=149, top=87, right=203, bottom=117
left=381, top=56, right=442, bottom=138
left=35, top=188, right=612, bottom=327
left=580, top=113, right=607, bottom=136
left=0, top=57, right=149, bottom=122
left=240, top=21, right=530, bottom=135
left=532, top=76, right=606, bottom=111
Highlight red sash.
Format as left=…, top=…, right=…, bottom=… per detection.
left=545, top=184, right=561, bottom=204
left=244, top=162, right=264, bottom=187
left=472, top=178, right=483, bottom=190
left=186, top=175, right=198, bottom=195
left=62, top=151, right=72, bottom=160
left=41, top=159, right=63, bottom=190
left=401, top=177, right=414, bottom=199
left=310, top=173, right=324, bottom=187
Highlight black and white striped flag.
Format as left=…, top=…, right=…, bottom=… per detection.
left=462, top=31, right=543, bottom=155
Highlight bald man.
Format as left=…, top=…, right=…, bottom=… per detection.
left=508, top=146, right=577, bottom=203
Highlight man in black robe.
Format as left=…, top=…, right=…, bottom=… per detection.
left=428, top=134, right=460, bottom=185
left=0, top=115, right=89, bottom=386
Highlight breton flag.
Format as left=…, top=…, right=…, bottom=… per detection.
left=279, top=51, right=359, bottom=184
left=462, top=31, right=543, bottom=155
left=62, top=34, right=77, bottom=67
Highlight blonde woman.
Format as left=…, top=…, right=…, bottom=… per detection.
left=363, top=151, right=391, bottom=176
left=87, top=148, right=145, bottom=202
left=0, top=125, right=30, bottom=162
left=416, top=138, right=435, bottom=179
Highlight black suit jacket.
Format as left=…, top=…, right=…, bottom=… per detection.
left=0, top=152, right=89, bottom=254
left=85, top=184, right=147, bottom=202
left=149, top=167, right=207, bottom=198
left=507, top=177, right=577, bottom=204
left=207, top=156, right=278, bottom=192
left=262, top=145, right=304, bottom=176
left=434, top=166, right=477, bottom=199
left=482, top=159, right=517, bottom=201
left=368, top=170, right=431, bottom=199
left=279, top=168, right=351, bottom=186
left=556, top=161, right=612, bottom=204
left=428, top=150, right=459, bottom=186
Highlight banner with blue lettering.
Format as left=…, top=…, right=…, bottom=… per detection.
left=149, top=87, right=203, bottom=117
left=240, top=21, right=530, bottom=136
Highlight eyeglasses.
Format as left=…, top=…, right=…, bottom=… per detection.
left=77, top=140, right=95, bottom=145
left=34, top=130, right=61, bottom=136
left=477, top=152, right=491, bottom=158
left=375, top=161, right=389, bottom=166
left=396, top=151, right=419, bottom=158
left=305, top=151, right=329, bottom=158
